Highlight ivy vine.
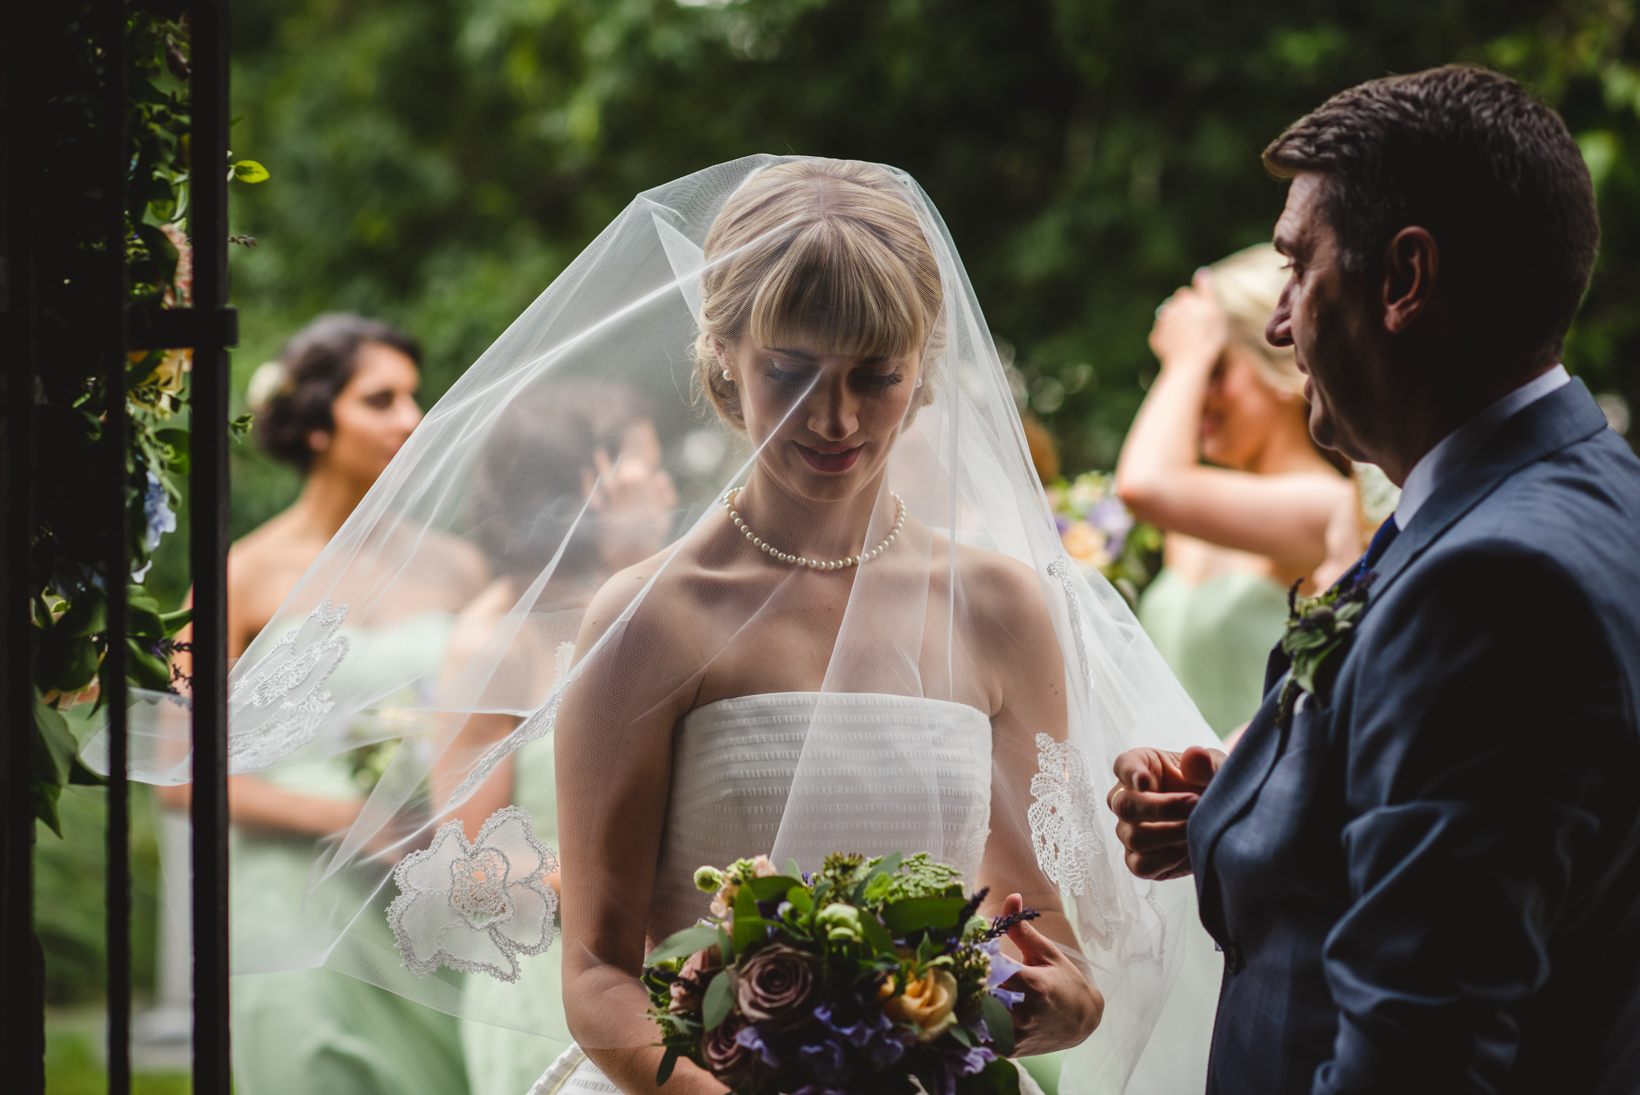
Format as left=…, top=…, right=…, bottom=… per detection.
left=29, top=9, right=266, bottom=835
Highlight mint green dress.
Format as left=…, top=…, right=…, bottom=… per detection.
left=230, top=614, right=470, bottom=1095
left=461, top=734, right=570, bottom=1095
left=1138, top=568, right=1290, bottom=738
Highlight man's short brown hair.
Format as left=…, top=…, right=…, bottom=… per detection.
left=1264, top=65, right=1599, bottom=369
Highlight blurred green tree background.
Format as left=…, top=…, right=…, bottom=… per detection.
left=37, top=0, right=1640, bottom=1042
left=221, top=0, right=1640, bottom=522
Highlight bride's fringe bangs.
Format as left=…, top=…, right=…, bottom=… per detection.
left=747, top=219, right=927, bottom=362
left=692, top=158, right=944, bottom=431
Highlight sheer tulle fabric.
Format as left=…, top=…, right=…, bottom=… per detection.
left=115, top=156, right=1221, bottom=1092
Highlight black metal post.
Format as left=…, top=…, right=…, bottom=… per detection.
left=188, top=0, right=234, bottom=1090
left=100, top=3, right=131, bottom=1092
left=0, top=3, right=48, bottom=1089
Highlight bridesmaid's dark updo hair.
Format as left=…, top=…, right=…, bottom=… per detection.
left=249, top=313, right=421, bottom=472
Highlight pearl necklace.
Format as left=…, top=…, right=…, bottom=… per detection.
left=722, top=488, right=905, bottom=570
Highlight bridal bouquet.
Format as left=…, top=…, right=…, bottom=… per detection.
left=643, top=852, right=1030, bottom=1095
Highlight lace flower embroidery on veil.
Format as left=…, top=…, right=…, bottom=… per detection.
left=228, top=597, right=350, bottom=772
left=1033, top=557, right=1154, bottom=950
left=388, top=805, right=559, bottom=982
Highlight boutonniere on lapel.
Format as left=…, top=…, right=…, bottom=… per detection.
left=1277, top=571, right=1374, bottom=728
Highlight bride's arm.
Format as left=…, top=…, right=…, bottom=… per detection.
left=968, top=553, right=1106, bottom=1055
left=555, top=569, right=726, bottom=1095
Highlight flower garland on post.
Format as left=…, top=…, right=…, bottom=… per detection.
left=28, top=11, right=267, bottom=835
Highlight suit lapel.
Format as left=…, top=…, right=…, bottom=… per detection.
left=1370, top=379, right=1608, bottom=600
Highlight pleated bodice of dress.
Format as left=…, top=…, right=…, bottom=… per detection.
left=646, top=691, right=994, bottom=940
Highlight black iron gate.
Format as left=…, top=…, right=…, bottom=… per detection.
left=1, top=2, right=235, bottom=1092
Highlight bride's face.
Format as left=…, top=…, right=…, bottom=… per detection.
left=721, top=336, right=922, bottom=503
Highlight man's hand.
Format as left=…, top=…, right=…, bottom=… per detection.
left=1108, top=746, right=1224, bottom=880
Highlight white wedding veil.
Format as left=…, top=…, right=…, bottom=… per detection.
left=132, top=156, right=1221, bottom=1093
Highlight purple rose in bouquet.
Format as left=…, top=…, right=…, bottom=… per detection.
left=737, top=941, right=822, bottom=1027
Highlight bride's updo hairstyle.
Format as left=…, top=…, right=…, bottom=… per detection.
left=693, top=158, right=944, bottom=431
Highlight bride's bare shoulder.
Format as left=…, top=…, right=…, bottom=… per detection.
left=949, top=539, right=1056, bottom=637
left=573, top=540, right=694, bottom=657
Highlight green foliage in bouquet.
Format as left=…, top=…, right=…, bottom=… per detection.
left=643, top=852, right=1034, bottom=1095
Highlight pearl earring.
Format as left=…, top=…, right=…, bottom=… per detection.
left=722, top=368, right=733, bottom=382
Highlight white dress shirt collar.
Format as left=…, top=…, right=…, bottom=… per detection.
left=1393, top=364, right=1570, bottom=530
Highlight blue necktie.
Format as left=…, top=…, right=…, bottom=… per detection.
left=1339, top=516, right=1400, bottom=589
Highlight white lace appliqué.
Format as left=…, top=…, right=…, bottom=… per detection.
left=1027, top=733, right=1102, bottom=896
left=1038, top=556, right=1166, bottom=954
left=388, top=805, right=559, bottom=982
left=228, top=597, right=350, bottom=772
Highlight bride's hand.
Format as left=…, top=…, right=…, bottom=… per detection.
left=999, top=892, right=1104, bottom=1056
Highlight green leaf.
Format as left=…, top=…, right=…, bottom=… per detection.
left=881, top=896, right=967, bottom=935
left=37, top=635, right=99, bottom=695
left=648, top=925, right=720, bottom=966
left=35, top=779, right=63, bottom=838
left=232, top=159, right=270, bottom=183
left=655, top=1046, right=680, bottom=1087
left=853, top=850, right=904, bottom=903
left=732, top=883, right=765, bottom=952
left=982, top=994, right=1015, bottom=1056
left=747, top=875, right=802, bottom=901
left=716, top=926, right=734, bottom=965
left=857, top=908, right=897, bottom=955
left=785, top=858, right=803, bottom=881
left=785, top=886, right=813, bottom=915
left=55, top=591, right=107, bottom=639
left=230, top=413, right=255, bottom=440
left=34, top=697, right=78, bottom=789
left=702, top=970, right=734, bottom=1031
left=126, top=637, right=173, bottom=690
left=161, top=608, right=192, bottom=636
left=128, top=601, right=166, bottom=639
left=155, top=427, right=190, bottom=473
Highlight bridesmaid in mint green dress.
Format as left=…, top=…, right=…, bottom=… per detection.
left=436, top=382, right=678, bottom=1095
left=1116, top=245, right=1356, bottom=740
left=164, top=316, right=488, bottom=1095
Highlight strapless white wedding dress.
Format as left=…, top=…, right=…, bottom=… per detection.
left=528, top=691, right=1040, bottom=1095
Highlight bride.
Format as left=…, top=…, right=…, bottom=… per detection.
left=553, top=158, right=1102, bottom=1095
left=198, top=155, right=1222, bottom=1095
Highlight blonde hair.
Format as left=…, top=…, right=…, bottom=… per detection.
left=693, top=159, right=944, bottom=431
left=1209, top=243, right=1303, bottom=396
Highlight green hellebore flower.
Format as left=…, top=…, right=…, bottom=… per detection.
left=818, top=903, right=864, bottom=942
left=694, top=865, right=725, bottom=893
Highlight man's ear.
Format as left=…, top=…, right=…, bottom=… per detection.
left=1380, top=227, right=1439, bottom=335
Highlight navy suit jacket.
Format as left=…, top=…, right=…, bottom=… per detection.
left=1187, top=380, right=1640, bottom=1095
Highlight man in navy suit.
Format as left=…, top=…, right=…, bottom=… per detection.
left=1110, top=66, right=1640, bottom=1094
